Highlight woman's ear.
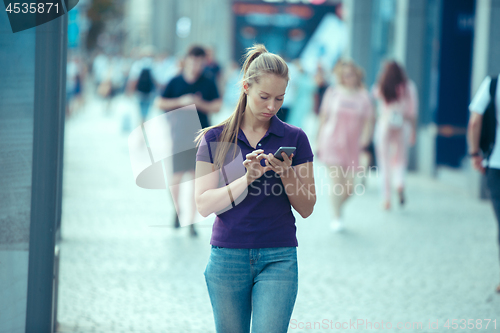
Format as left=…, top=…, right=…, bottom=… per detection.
left=242, top=81, right=249, bottom=94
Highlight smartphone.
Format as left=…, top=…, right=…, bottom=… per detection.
left=273, top=147, right=296, bottom=161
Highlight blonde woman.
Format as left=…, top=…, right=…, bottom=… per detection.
left=194, top=45, right=316, bottom=333
left=317, top=60, right=374, bottom=232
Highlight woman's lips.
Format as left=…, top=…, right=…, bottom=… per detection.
left=262, top=113, right=273, bottom=117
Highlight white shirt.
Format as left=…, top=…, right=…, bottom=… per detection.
left=469, top=74, right=500, bottom=169
left=154, top=56, right=179, bottom=86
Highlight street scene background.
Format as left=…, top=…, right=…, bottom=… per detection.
left=1, top=0, right=500, bottom=332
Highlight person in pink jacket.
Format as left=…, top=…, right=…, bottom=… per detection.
left=317, top=60, right=375, bottom=231
left=373, top=61, right=418, bottom=210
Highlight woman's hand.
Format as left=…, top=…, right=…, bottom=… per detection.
left=243, top=149, right=271, bottom=184
left=265, top=152, right=294, bottom=177
left=471, top=155, right=485, bottom=174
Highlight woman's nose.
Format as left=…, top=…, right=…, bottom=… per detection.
left=267, top=102, right=276, bottom=111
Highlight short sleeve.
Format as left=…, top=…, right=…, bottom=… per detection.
left=469, top=76, right=492, bottom=115
left=292, top=129, right=314, bottom=166
left=196, top=129, right=220, bottom=164
left=196, top=135, right=213, bottom=164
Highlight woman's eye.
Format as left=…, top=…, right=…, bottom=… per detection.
left=276, top=98, right=283, bottom=102
left=260, top=96, right=268, bottom=100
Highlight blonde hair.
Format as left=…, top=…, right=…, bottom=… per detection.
left=195, top=44, right=288, bottom=169
left=333, top=59, right=364, bottom=89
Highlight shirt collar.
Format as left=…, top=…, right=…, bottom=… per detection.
left=267, top=115, right=285, bottom=137
left=237, top=115, right=285, bottom=145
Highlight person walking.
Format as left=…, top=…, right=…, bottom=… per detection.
left=373, top=61, right=418, bottom=210
left=127, top=46, right=157, bottom=123
left=287, top=60, right=317, bottom=128
left=316, top=59, right=374, bottom=232
left=194, top=44, right=316, bottom=333
left=155, top=45, right=221, bottom=236
left=276, top=58, right=297, bottom=122
left=467, top=73, right=500, bottom=293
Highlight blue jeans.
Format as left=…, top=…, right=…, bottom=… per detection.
left=204, top=246, right=298, bottom=333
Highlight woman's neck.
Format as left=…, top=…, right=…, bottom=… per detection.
left=241, top=106, right=270, bottom=133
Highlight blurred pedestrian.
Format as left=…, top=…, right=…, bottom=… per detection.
left=155, top=45, right=221, bottom=236
left=94, top=52, right=113, bottom=106
left=110, top=55, right=129, bottom=96
left=154, top=51, right=179, bottom=93
left=203, top=47, right=222, bottom=91
left=92, top=51, right=109, bottom=89
left=314, top=63, right=330, bottom=116
left=373, top=61, right=418, bottom=210
left=66, top=54, right=85, bottom=117
left=467, top=73, right=500, bottom=293
left=316, top=59, right=374, bottom=231
left=276, top=59, right=297, bottom=122
left=195, top=44, right=316, bottom=333
left=215, top=60, right=242, bottom=124
left=287, top=60, right=317, bottom=128
left=127, top=46, right=157, bottom=123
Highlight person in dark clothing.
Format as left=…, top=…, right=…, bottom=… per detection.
left=155, top=45, right=222, bottom=236
left=468, top=74, right=500, bottom=293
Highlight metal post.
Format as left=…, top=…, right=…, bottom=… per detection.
left=25, top=12, right=67, bottom=333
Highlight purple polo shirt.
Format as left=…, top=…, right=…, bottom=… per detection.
left=196, top=115, right=314, bottom=248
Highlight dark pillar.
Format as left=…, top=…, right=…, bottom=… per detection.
left=25, top=13, right=67, bottom=333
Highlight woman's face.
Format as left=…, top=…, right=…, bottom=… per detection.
left=342, top=67, right=357, bottom=89
left=245, top=74, right=287, bottom=120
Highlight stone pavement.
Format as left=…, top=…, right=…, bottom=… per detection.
left=56, top=95, right=500, bottom=333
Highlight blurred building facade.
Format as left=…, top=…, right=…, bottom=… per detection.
left=124, top=0, right=342, bottom=63
left=119, top=0, right=500, bottom=196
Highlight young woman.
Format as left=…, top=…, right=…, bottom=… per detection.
left=373, top=61, right=418, bottom=210
left=316, top=60, right=374, bottom=232
left=194, top=44, right=316, bottom=333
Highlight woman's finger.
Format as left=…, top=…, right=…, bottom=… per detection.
left=268, top=153, right=284, bottom=167
left=283, top=152, right=294, bottom=163
left=250, top=149, right=264, bottom=155
left=257, top=153, right=268, bottom=161
left=246, top=153, right=257, bottom=160
left=246, top=150, right=263, bottom=159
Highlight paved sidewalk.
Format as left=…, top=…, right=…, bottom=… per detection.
left=57, top=95, right=500, bottom=333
